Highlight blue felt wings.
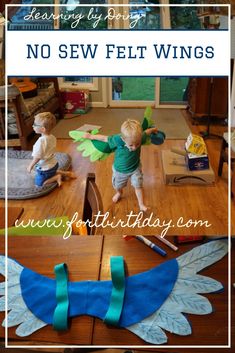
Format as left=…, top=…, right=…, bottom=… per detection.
left=0, top=239, right=228, bottom=344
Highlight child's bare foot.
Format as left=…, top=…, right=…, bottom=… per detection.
left=56, top=174, right=62, bottom=187
left=44, top=174, right=62, bottom=187
left=139, top=204, right=149, bottom=212
left=57, top=170, right=77, bottom=179
left=68, top=172, right=77, bottom=179
left=112, top=192, right=122, bottom=203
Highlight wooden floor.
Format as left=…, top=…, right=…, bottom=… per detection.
left=1, top=109, right=234, bottom=236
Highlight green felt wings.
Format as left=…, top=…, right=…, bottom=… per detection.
left=141, top=106, right=154, bottom=131
left=69, top=107, right=165, bottom=162
left=69, top=129, right=113, bottom=162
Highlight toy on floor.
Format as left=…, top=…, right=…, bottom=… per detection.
left=0, top=239, right=228, bottom=344
left=174, top=236, right=205, bottom=244
left=171, top=133, right=209, bottom=171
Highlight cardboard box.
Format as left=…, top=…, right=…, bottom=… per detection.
left=61, top=90, right=90, bottom=114
left=162, top=150, right=215, bottom=185
left=185, top=133, right=207, bottom=155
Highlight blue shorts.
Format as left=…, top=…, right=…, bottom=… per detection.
left=35, top=163, right=59, bottom=187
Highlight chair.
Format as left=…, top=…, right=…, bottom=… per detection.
left=0, top=78, right=63, bottom=150
left=82, top=173, right=103, bottom=235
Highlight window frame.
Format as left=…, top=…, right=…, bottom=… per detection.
left=58, top=77, right=99, bottom=91
left=55, top=0, right=112, bottom=91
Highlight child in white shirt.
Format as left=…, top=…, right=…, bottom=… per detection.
left=27, top=112, right=76, bottom=187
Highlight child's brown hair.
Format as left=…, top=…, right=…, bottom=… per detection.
left=34, top=112, right=56, bottom=132
left=121, top=119, right=142, bottom=143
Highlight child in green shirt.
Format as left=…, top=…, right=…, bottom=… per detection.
left=83, top=119, right=157, bottom=211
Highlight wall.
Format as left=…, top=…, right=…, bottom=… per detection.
left=232, top=17, right=235, bottom=59
left=90, top=78, right=104, bottom=105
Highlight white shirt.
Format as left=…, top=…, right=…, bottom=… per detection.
left=32, top=134, right=57, bottom=171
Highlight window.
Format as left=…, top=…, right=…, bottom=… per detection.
left=58, top=77, right=98, bottom=90
left=129, top=1, right=161, bottom=30
left=58, top=1, right=108, bottom=89
left=10, top=0, right=54, bottom=29
left=58, top=0, right=108, bottom=30
left=169, top=0, right=201, bottom=30
left=159, top=77, right=189, bottom=105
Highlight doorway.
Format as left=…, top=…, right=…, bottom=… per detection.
left=108, top=76, right=189, bottom=108
left=109, top=77, right=156, bottom=107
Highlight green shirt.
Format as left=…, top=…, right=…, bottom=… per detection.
left=107, top=133, right=147, bottom=174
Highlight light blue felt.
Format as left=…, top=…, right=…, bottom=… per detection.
left=20, top=258, right=178, bottom=327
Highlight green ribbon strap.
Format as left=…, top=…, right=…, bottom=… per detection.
left=53, top=263, right=69, bottom=331
left=104, top=256, right=126, bottom=326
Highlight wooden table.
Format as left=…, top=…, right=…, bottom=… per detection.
left=0, top=236, right=103, bottom=346
left=0, top=206, right=24, bottom=228
left=92, top=236, right=230, bottom=346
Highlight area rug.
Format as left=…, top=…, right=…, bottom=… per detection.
left=0, top=150, right=71, bottom=200
left=52, top=108, right=191, bottom=139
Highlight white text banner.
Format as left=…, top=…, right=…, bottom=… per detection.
left=6, top=30, right=229, bottom=76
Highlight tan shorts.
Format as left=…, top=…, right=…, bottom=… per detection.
left=112, top=165, right=143, bottom=189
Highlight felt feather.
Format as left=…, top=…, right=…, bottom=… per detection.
left=0, top=240, right=228, bottom=344
left=174, top=274, right=223, bottom=293
left=5, top=302, right=34, bottom=327
left=128, top=322, right=168, bottom=345
left=0, top=256, right=47, bottom=336
left=15, top=316, right=47, bottom=337
left=177, top=238, right=228, bottom=273
left=69, top=130, right=113, bottom=162
left=165, top=292, right=212, bottom=315
left=126, top=239, right=228, bottom=344
left=153, top=309, right=192, bottom=335
left=0, top=290, right=21, bottom=310
left=0, top=256, right=23, bottom=276
left=130, top=309, right=192, bottom=338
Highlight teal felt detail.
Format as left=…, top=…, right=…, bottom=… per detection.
left=104, top=256, right=126, bottom=326
left=92, top=140, right=113, bottom=154
left=150, top=131, right=166, bottom=145
left=53, top=263, right=69, bottom=331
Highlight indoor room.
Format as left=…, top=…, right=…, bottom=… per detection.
left=0, top=0, right=234, bottom=350
left=0, top=0, right=234, bottom=236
